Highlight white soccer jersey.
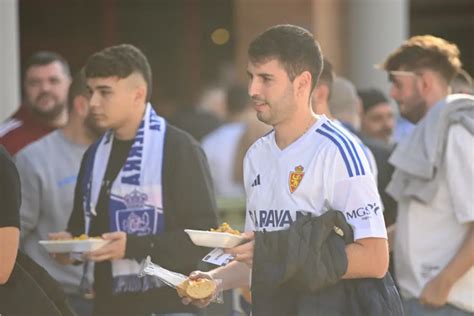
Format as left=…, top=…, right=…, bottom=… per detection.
left=244, top=115, right=387, bottom=241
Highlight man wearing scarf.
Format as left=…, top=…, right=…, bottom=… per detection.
left=52, top=44, right=218, bottom=316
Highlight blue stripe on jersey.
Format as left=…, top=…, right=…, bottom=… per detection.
left=316, top=129, right=354, bottom=177
left=321, top=123, right=363, bottom=176
left=326, top=121, right=366, bottom=176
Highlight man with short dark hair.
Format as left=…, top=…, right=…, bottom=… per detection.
left=382, top=35, right=474, bottom=315
left=0, top=51, right=71, bottom=155
left=184, top=25, right=400, bottom=315
left=52, top=44, right=218, bottom=315
left=358, top=88, right=395, bottom=145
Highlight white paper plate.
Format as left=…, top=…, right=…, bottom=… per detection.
left=185, top=229, right=245, bottom=248
left=39, top=239, right=109, bottom=253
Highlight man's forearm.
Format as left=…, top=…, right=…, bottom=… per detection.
left=209, top=261, right=251, bottom=290
left=0, top=227, right=19, bottom=284
left=436, top=224, right=474, bottom=287
left=342, top=237, right=389, bottom=279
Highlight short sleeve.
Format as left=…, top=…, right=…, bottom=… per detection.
left=0, top=146, right=21, bottom=228
left=327, top=143, right=387, bottom=240
left=445, top=124, right=474, bottom=223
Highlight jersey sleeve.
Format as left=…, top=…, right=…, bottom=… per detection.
left=445, top=124, right=474, bottom=224
left=326, top=141, right=387, bottom=240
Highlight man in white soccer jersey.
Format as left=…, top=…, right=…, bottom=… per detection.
left=183, top=24, right=391, bottom=313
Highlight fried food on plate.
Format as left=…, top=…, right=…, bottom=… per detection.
left=210, top=222, right=240, bottom=235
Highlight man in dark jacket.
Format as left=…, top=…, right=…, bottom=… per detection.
left=51, top=44, right=218, bottom=315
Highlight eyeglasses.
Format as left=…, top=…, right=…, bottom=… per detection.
left=387, top=70, right=423, bottom=83
left=388, top=70, right=417, bottom=77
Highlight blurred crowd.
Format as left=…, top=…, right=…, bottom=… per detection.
left=0, top=26, right=473, bottom=316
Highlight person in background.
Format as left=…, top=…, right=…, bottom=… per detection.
left=52, top=44, right=218, bottom=316
left=171, top=86, right=224, bottom=142
left=202, top=84, right=251, bottom=199
left=382, top=35, right=474, bottom=315
left=0, top=51, right=71, bottom=155
left=357, top=88, right=395, bottom=145
left=327, top=76, right=361, bottom=134
left=16, top=69, right=105, bottom=316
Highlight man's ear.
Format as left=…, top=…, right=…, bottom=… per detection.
left=134, top=85, right=147, bottom=105
left=295, top=71, right=312, bottom=97
left=73, top=95, right=88, bottom=118
left=419, top=71, right=435, bottom=97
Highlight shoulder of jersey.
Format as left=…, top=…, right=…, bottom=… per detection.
left=245, top=129, right=274, bottom=157
left=314, top=120, right=368, bottom=178
left=0, top=118, right=23, bottom=138
left=314, top=120, right=358, bottom=147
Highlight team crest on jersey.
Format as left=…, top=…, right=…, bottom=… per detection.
left=289, top=165, right=305, bottom=193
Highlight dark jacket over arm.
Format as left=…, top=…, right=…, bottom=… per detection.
left=252, top=211, right=403, bottom=316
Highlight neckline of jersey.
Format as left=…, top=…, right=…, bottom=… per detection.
left=270, top=114, right=328, bottom=157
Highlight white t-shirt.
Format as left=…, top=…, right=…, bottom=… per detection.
left=202, top=122, right=246, bottom=198
left=243, top=115, right=387, bottom=241
left=394, top=124, right=474, bottom=312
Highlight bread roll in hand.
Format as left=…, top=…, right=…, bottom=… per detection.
left=176, top=278, right=216, bottom=300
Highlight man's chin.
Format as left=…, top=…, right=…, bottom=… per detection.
left=256, top=112, right=270, bottom=125
left=29, top=104, right=65, bottom=121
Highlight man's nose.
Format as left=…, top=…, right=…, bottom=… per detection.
left=248, top=79, right=260, bottom=98
left=89, top=93, right=100, bottom=107
left=39, top=80, right=52, bottom=92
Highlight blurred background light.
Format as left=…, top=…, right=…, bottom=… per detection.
left=211, top=28, right=230, bottom=45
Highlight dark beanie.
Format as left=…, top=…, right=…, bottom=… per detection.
left=357, top=88, right=389, bottom=113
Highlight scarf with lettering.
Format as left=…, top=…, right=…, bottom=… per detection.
left=83, top=103, right=166, bottom=293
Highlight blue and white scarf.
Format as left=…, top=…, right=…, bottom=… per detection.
left=83, top=103, right=167, bottom=293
